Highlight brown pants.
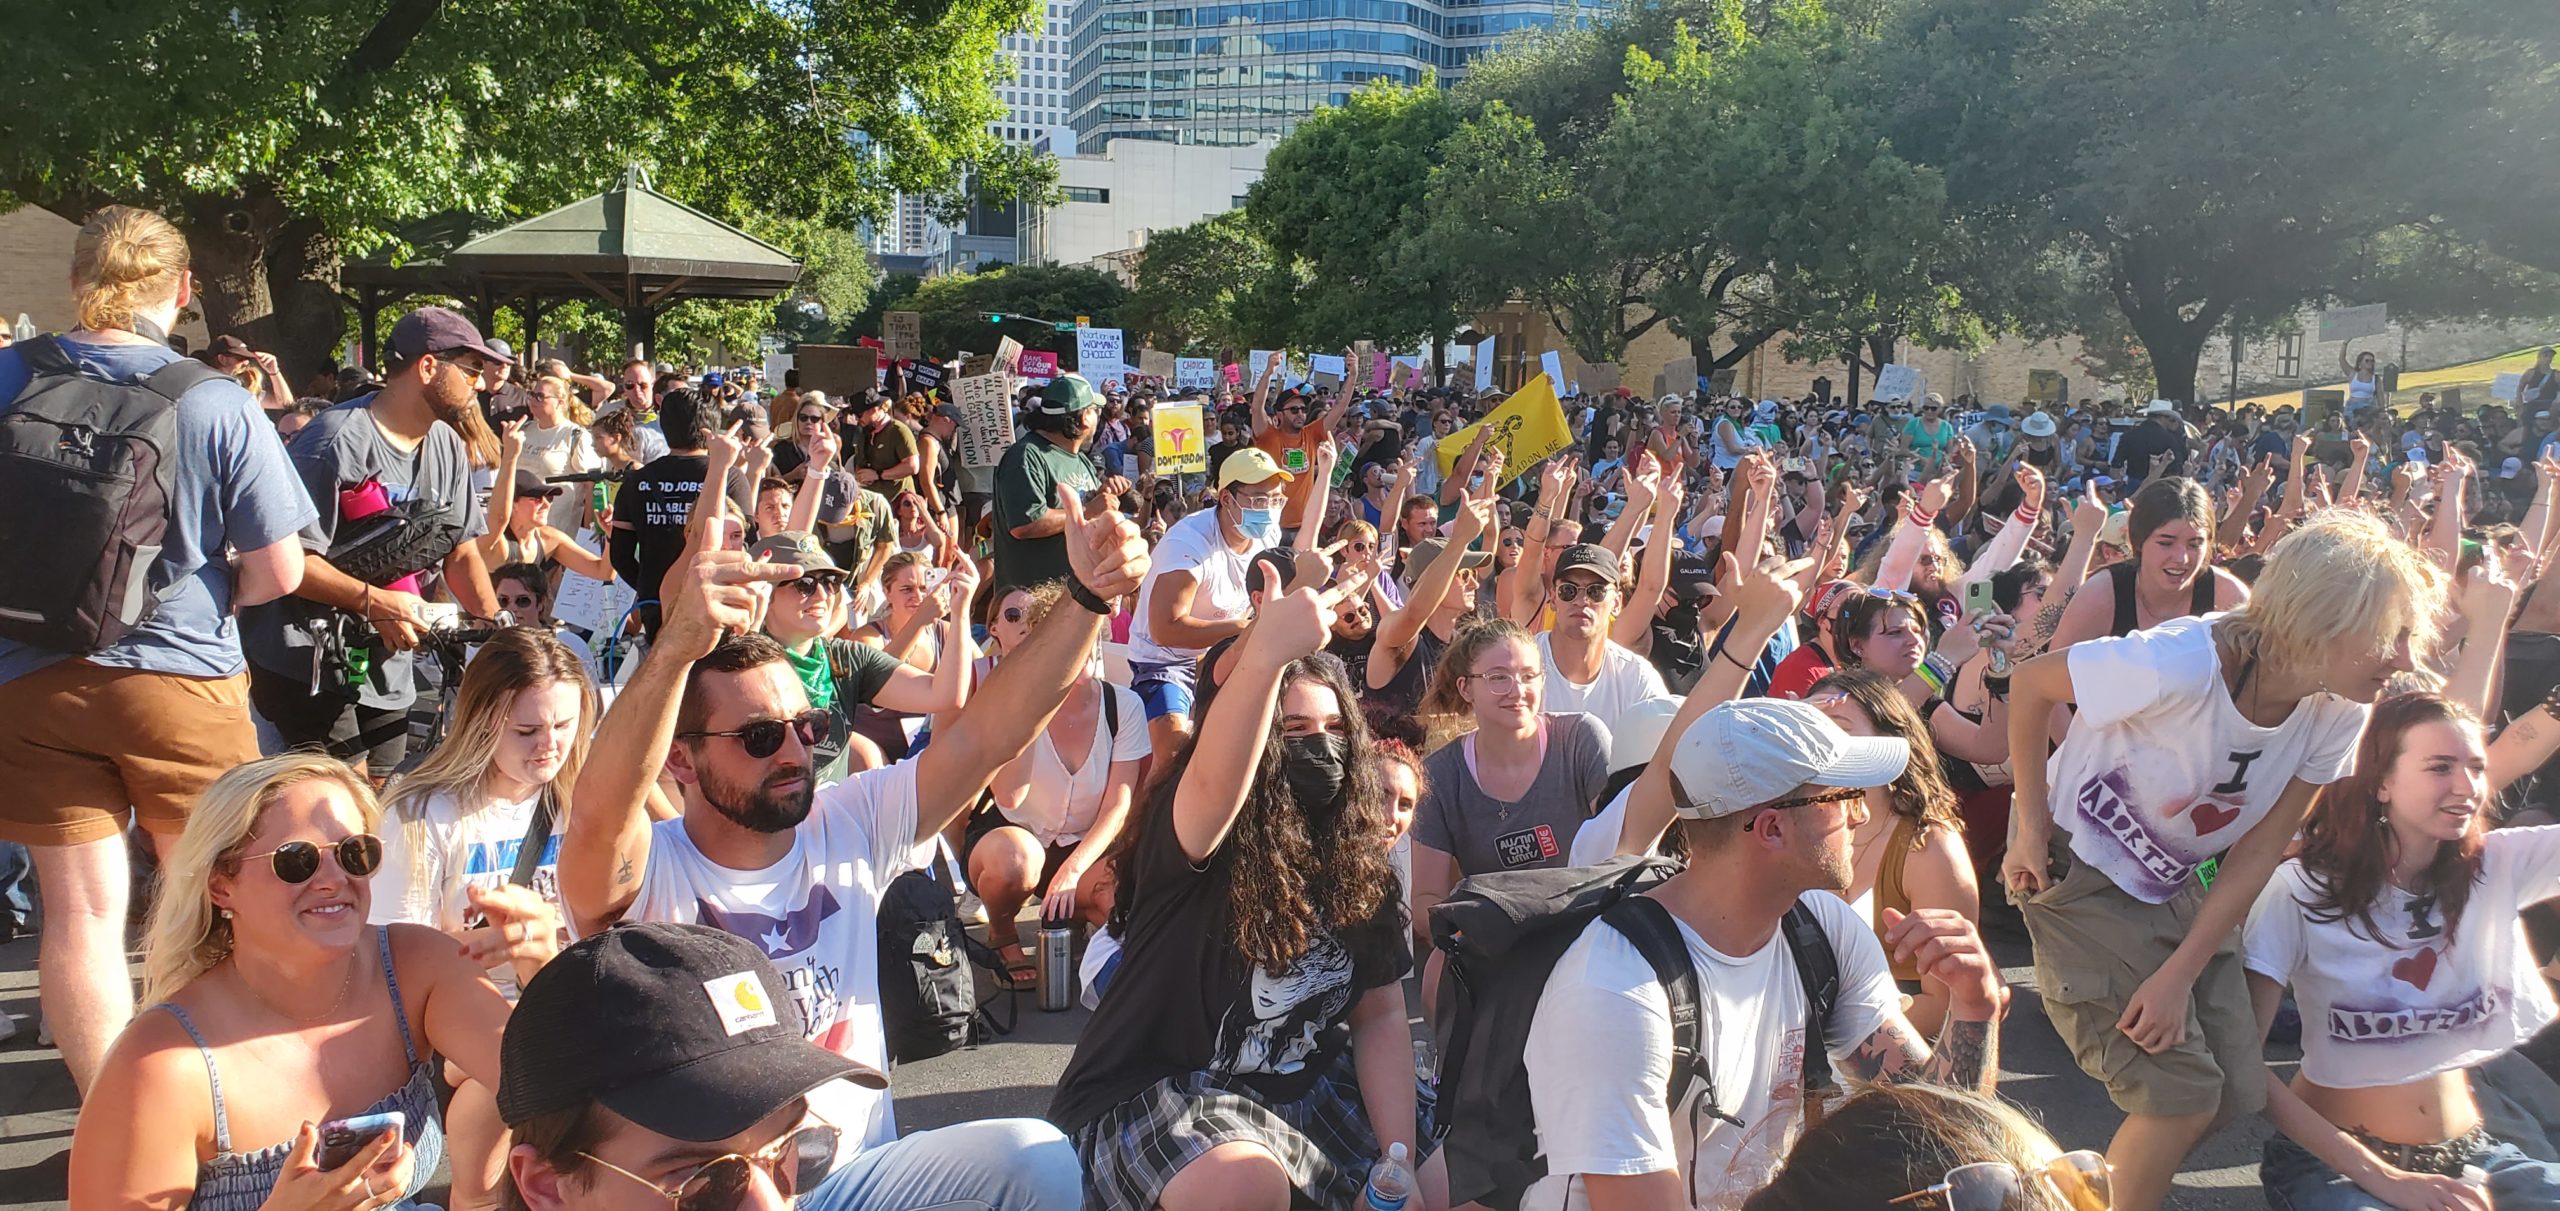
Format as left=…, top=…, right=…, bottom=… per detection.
left=0, top=661, right=256, bottom=846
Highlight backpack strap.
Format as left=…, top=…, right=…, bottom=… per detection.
left=1600, top=897, right=1737, bottom=1128
left=1780, top=900, right=1841, bottom=1106
left=1100, top=680, right=1120, bottom=738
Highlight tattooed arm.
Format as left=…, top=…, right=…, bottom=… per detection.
left=2492, top=704, right=2560, bottom=795
left=1839, top=907, right=2007, bottom=1094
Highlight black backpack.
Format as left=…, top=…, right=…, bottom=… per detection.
left=0, top=336, right=218, bottom=653
left=1429, top=855, right=1840, bottom=1211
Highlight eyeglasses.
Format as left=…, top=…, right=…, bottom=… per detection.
left=501, top=593, right=542, bottom=611
left=233, top=834, right=384, bottom=885
left=678, top=708, right=833, bottom=759
left=1553, top=580, right=1616, bottom=602
left=1889, top=1151, right=2112, bottom=1211
left=580, top=1124, right=841, bottom=1211
left=1228, top=491, right=1287, bottom=509
left=783, top=575, right=847, bottom=598
left=1462, top=670, right=1532, bottom=691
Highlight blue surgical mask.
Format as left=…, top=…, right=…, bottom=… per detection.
left=1241, top=505, right=1281, bottom=540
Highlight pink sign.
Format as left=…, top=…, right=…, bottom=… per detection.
left=1224, top=361, right=1243, bottom=386
left=1371, top=353, right=1394, bottom=391
left=1019, top=350, right=1059, bottom=380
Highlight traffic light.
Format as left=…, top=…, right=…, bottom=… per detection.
left=984, top=313, right=1005, bottom=324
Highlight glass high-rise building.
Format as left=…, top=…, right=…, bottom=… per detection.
left=1064, top=0, right=1585, bottom=148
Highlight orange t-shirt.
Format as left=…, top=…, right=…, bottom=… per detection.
left=1254, top=420, right=1331, bottom=529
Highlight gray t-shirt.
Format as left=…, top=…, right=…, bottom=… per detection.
left=243, top=395, right=485, bottom=710
left=0, top=337, right=316, bottom=685
left=1416, top=712, right=1615, bottom=876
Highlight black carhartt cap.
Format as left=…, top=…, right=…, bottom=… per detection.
left=495, top=923, right=883, bottom=1141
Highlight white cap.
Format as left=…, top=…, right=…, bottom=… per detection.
left=1608, top=696, right=1683, bottom=775
left=1666, top=699, right=1910, bottom=820
left=2502, top=456, right=2525, bottom=479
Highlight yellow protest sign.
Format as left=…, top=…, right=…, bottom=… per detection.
left=1436, top=373, right=1572, bottom=487
left=1154, top=402, right=1207, bottom=474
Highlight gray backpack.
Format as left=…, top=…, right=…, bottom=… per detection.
left=0, top=337, right=217, bottom=652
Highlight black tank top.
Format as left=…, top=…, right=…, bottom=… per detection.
left=2106, top=559, right=2216, bottom=638
left=1366, top=624, right=1448, bottom=717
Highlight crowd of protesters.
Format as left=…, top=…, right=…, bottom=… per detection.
left=13, top=204, right=2560, bottom=1211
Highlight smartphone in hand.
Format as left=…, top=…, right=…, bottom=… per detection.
left=315, top=1111, right=404, bottom=1171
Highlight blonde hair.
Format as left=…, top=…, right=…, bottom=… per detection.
left=379, top=630, right=598, bottom=917
left=73, top=206, right=189, bottom=333
left=1745, top=1085, right=2074, bottom=1211
left=2224, top=508, right=2447, bottom=677
left=141, top=753, right=382, bottom=1005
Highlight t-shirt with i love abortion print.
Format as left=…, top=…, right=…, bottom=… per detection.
left=2246, top=825, right=2560, bottom=1088
left=2047, top=614, right=2366, bottom=904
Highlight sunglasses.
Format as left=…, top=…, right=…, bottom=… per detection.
left=582, top=1123, right=841, bottom=1211
left=233, top=834, right=384, bottom=885
left=501, top=593, right=541, bottom=611
left=1890, top=1151, right=2112, bottom=1211
left=1000, top=606, right=1027, bottom=623
left=1553, top=580, right=1616, bottom=602
left=517, top=488, right=563, bottom=501
left=783, top=575, right=847, bottom=598
left=797, top=414, right=826, bottom=424
left=679, top=708, right=833, bottom=759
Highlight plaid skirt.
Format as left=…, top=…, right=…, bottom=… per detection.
left=1072, top=1048, right=1437, bottom=1211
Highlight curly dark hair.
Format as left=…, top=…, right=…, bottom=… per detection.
left=1106, top=651, right=1404, bottom=975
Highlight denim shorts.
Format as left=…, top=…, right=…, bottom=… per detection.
left=1128, top=657, right=1199, bottom=721
left=2263, top=1129, right=2560, bottom=1210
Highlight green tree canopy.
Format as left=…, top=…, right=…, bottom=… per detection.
left=1246, top=82, right=1465, bottom=352
left=0, top=0, right=1053, bottom=379
left=906, top=264, right=1131, bottom=359
left=1870, top=0, right=2560, bottom=404
left=1122, top=210, right=1284, bottom=354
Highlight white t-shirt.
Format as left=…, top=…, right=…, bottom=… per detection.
left=625, top=760, right=931, bottom=1150
left=368, top=788, right=561, bottom=997
left=1128, top=508, right=1268, bottom=665
left=2048, top=615, right=2366, bottom=904
left=992, top=681, right=1151, bottom=846
left=2245, top=827, right=2560, bottom=1088
left=1537, top=633, right=1670, bottom=737
left=1522, top=891, right=1898, bottom=1210
left=1571, top=783, right=1637, bottom=867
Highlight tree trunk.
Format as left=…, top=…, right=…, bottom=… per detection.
left=178, top=181, right=347, bottom=392
left=2119, top=301, right=2215, bottom=409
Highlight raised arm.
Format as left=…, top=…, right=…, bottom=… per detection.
left=1875, top=471, right=1955, bottom=592
left=1251, top=350, right=1285, bottom=436
left=1372, top=460, right=1496, bottom=661
left=2443, top=567, right=2518, bottom=720
left=1952, top=465, right=2046, bottom=588
left=1614, top=468, right=1687, bottom=651
left=1173, top=585, right=1337, bottom=862
left=560, top=526, right=801, bottom=934
left=911, top=486, right=1148, bottom=843
left=787, top=427, right=840, bottom=535
left=2424, top=453, right=2473, bottom=575
left=1613, top=555, right=1801, bottom=857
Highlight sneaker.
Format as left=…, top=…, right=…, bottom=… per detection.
left=0, top=1012, right=16, bottom=1046
left=37, top=1016, right=51, bottom=1048
left=955, top=890, right=990, bottom=928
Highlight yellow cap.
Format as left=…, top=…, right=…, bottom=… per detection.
left=1218, top=447, right=1296, bottom=488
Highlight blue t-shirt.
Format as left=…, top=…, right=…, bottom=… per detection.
left=0, top=337, right=316, bottom=685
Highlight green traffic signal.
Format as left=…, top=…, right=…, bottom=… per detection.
left=984, top=312, right=1005, bottom=323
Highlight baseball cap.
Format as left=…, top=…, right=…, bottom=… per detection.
left=208, top=334, right=252, bottom=359
left=1036, top=374, right=1103, bottom=415
left=702, top=371, right=726, bottom=388
left=510, top=467, right=561, bottom=498
left=2098, top=508, right=2130, bottom=549
left=930, top=403, right=965, bottom=426
left=485, top=338, right=515, bottom=361
left=1609, top=696, right=1682, bottom=775
left=1400, top=536, right=1494, bottom=590
left=388, top=306, right=512, bottom=368
left=747, top=531, right=843, bottom=577
left=1666, top=698, right=1909, bottom=820
left=1805, top=578, right=1861, bottom=622
left=1552, top=542, right=1619, bottom=582
left=2502, top=456, right=2525, bottom=479
left=1218, top=447, right=1296, bottom=489
left=496, top=922, right=883, bottom=1141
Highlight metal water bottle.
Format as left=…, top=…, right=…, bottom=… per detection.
left=1036, top=916, right=1076, bottom=1012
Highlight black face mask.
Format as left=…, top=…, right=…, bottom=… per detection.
left=1278, top=733, right=1350, bottom=822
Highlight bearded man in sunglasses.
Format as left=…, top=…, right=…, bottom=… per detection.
left=558, top=478, right=1148, bottom=1210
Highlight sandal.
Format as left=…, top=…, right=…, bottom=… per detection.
left=995, top=941, right=1039, bottom=987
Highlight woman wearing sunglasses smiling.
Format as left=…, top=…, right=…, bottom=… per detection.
left=751, top=532, right=972, bottom=783
left=72, top=752, right=512, bottom=1210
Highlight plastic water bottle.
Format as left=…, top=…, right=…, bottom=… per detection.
left=1364, top=1142, right=1413, bottom=1210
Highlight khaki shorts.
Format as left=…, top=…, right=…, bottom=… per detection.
left=0, top=661, right=256, bottom=847
left=2015, top=835, right=2267, bottom=1120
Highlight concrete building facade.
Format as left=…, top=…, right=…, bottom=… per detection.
left=1017, top=138, right=1270, bottom=273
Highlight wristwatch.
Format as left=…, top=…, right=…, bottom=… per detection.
left=1067, top=577, right=1115, bottom=616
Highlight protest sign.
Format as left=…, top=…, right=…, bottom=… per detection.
left=763, top=354, right=794, bottom=391
left=951, top=373, right=1015, bottom=468
left=1153, top=402, right=1207, bottom=474
left=1139, top=348, right=1177, bottom=381
left=883, top=312, right=922, bottom=362
left=1873, top=364, right=1925, bottom=403
left=1435, top=373, right=1571, bottom=488
left=906, top=361, right=947, bottom=393
left=2026, top=369, right=2065, bottom=404
left=1582, top=363, right=1621, bottom=395
left=1076, top=327, right=1125, bottom=383
left=1018, top=350, right=1059, bottom=381
left=2495, top=372, right=2523, bottom=403
left=1175, top=357, right=1216, bottom=390
left=994, top=336, right=1024, bottom=378
left=1476, top=337, right=1497, bottom=392
left=1653, top=356, right=1698, bottom=400
left=1372, top=350, right=1396, bottom=391
left=1309, top=353, right=1346, bottom=379
left=1540, top=350, right=1565, bottom=390
left=797, top=345, right=879, bottom=401
left=1249, top=349, right=1277, bottom=390
left=552, top=532, right=638, bottom=636
left=1405, top=361, right=1430, bottom=391
left=1224, top=361, right=1243, bottom=386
